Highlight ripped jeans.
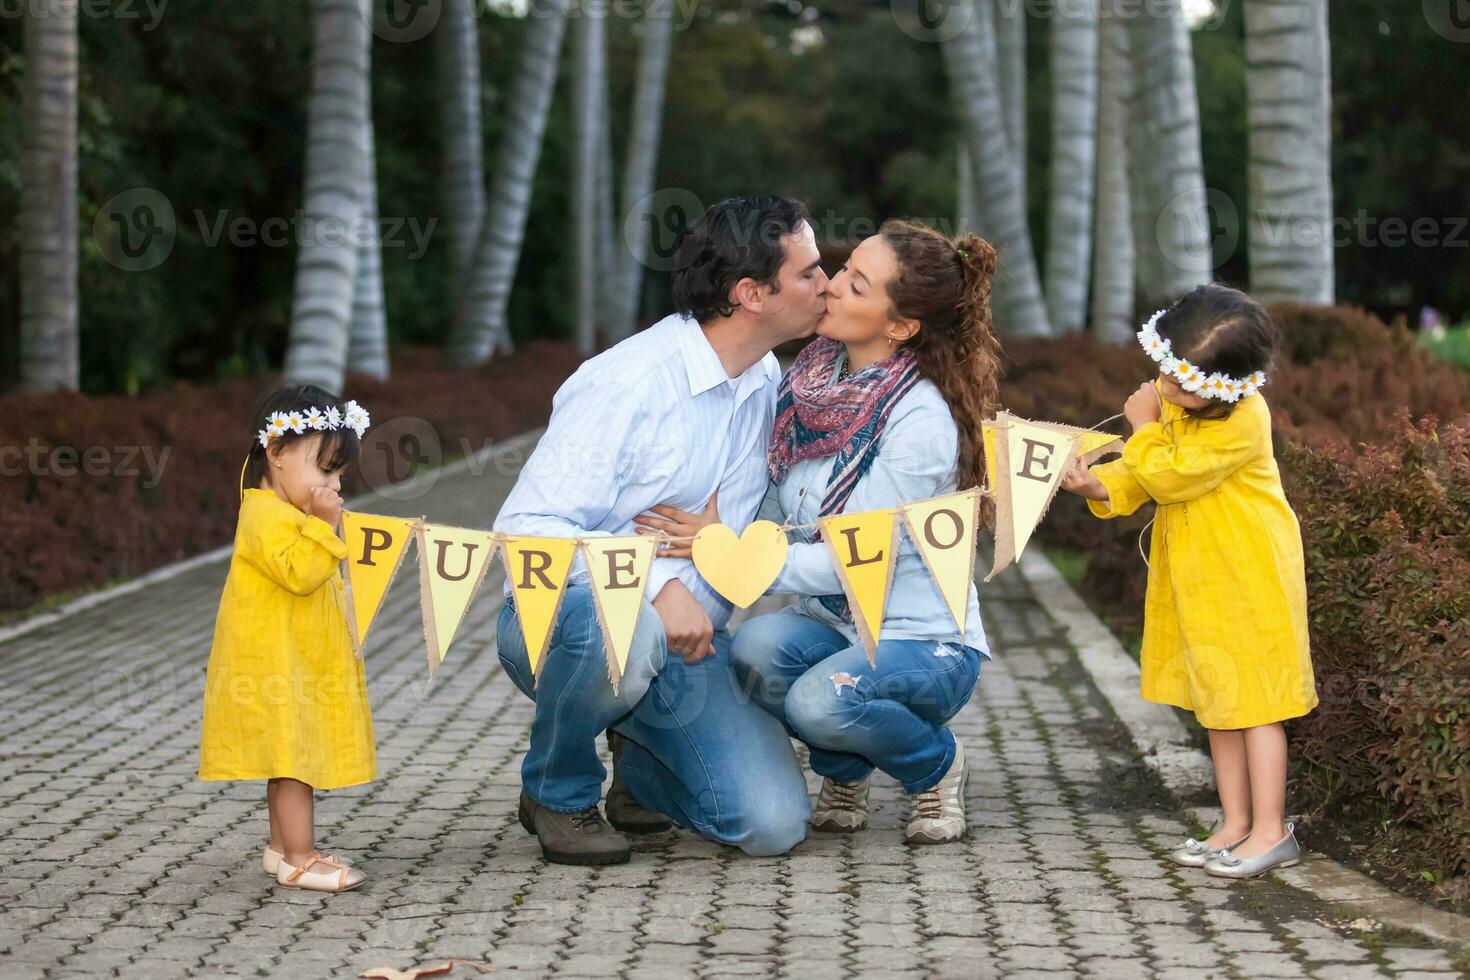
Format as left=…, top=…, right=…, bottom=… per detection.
left=730, top=608, right=985, bottom=795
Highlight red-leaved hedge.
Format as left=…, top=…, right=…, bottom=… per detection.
left=0, top=343, right=583, bottom=617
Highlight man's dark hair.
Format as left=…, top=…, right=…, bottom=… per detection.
left=671, top=195, right=810, bottom=323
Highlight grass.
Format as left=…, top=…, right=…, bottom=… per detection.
left=1418, top=321, right=1470, bottom=371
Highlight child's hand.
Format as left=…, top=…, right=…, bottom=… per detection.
left=308, top=486, right=343, bottom=530
left=1124, top=382, right=1161, bottom=431
left=1060, top=456, right=1109, bottom=502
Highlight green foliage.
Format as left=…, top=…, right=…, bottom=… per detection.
left=1420, top=323, right=1470, bottom=372
left=0, top=0, right=1466, bottom=393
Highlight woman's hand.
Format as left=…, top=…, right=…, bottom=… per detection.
left=1059, top=457, right=1109, bottom=502
left=634, top=489, right=719, bottom=559
left=1124, top=381, right=1162, bottom=431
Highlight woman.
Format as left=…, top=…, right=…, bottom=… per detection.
left=641, top=220, right=1001, bottom=844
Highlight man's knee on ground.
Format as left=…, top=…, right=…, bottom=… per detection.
left=731, top=785, right=810, bottom=857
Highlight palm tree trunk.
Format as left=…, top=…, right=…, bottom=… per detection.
left=284, top=0, right=372, bottom=392
left=957, top=141, right=977, bottom=234
left=596, top=84, right=618, bottom=341
left=349, top=111, right=389, bottom=379
left=942, top=0, right=1052, bottom=338
left=436, top=0, right=484, bottom=295
left=571, top=6, right=605, bottom=355
left=610, top=4, right=675, bottom=341
left=446, top=0, right=569, bottom=366
left=994, top=0, right=1026, bottom=205
left=1043, top=0, right=1098, bottom=334
left=1091, top=8, right=1135, bottom=345
left=1126, top=0, right=1212, bottom=306
left=19, top=0, right=78, bottom=393
left=1246, top=0, right=1334, bottom=303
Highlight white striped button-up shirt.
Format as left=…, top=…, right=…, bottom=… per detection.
left=494, top=313, right=781, bottom=630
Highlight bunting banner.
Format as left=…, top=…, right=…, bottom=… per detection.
left=499, top=535, right=578, bottom=682
left=416, top=522, right=497, bottom=675
left=819, top=509, right=902, bottom=662
left=983, top=412, right=1124, bottom=581
left=581, top=536, right=657, bottom=695
left=901, top=488, right=983, bottom=637
left=334, top=411, right=1119, bottom=688
left=341, top=512, right=416, bottom=657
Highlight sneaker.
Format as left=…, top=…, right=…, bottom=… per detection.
left=518, top=791, right=631, bottom=866
left=904, top=737, right=967, bottom=845
left=811, top=777, right=870, bottom=833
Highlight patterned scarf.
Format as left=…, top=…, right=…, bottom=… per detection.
left=767, top=336, right=922, bottom=619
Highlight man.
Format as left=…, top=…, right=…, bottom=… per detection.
left=493, top=195, right=828, bottom=865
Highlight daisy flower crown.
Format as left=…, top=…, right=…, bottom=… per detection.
left=1136, top=309, right=1267, bottom=404
left=257, top=400, right=371, bottom=449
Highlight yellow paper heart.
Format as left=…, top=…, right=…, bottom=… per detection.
left=691, top=520, right=788, bottom=608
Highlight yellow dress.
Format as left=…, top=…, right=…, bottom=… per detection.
left=1088, top=383, right=1317, bottom=730
left=198, top=488, right=376, bottom=789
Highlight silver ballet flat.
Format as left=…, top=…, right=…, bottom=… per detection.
left=1168, top=831, right=1250, bottom=868
left=1204, top=823, right=1301, bottom=879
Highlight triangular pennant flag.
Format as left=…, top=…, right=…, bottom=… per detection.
left=340, top=511, right=415, bottom=656
left=1078, top=428, right=1124, bottom=464
left=581, top=537, right=656, bottom=695
left=901, top=489, right=982, bottom=636
left=499, top=535, right=578, bottom=681
left=819, top=509, right=901, bottom=663
left=986, top=414, right=1080, bottom=581
left=415, top=522, right=497, bottom=675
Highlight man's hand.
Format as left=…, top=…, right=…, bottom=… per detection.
left=308, top=486, right=343, bottom=530
left=652, top=579, right=715, bottom=664
left=1124, top=381, right=1162, bottom=432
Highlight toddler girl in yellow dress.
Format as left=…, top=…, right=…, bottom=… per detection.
left=199, top=384, right=376, bottom=892
left=1061, top=284, right=1317, bottom=879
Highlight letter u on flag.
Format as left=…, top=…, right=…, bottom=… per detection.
left=416, top=522, right=497, bottom=675
left=819, top=510, right=900, bottom=663
left=341, top=512, right=416, bottom=656
left=901, top=489, right=982, bottom=636
left=500, top=536, right=578, bottom=682
left=581, top=537, right=655, bottom=695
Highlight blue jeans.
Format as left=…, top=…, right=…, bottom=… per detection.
left=730, top=608, right=984, bottom=794
left=496, top=587, right=810, bottom=856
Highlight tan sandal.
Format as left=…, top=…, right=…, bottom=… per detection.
left=276, top=851, right=366, bottom=892
left=262, top=845, right=352, bottom=877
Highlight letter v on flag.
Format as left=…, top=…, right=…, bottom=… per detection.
left=819, top=510, right=900, bottom=663
left=340, top=511, right=415, bottom=656
left=415, top=522, right=497, bottom=675
left=500, top=536, right=578, bottom=682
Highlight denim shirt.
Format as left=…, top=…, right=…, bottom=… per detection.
left=759, top=363, right=991, bottom=656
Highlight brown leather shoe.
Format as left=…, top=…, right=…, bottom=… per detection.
left=605, top=731, right=673, bottom=835
left=517, top=792, right=631, bottom=866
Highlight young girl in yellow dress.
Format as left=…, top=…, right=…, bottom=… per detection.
left=199, top=385, right=376, bottom=892
left=1061, top=283, right=1317, bottom=879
